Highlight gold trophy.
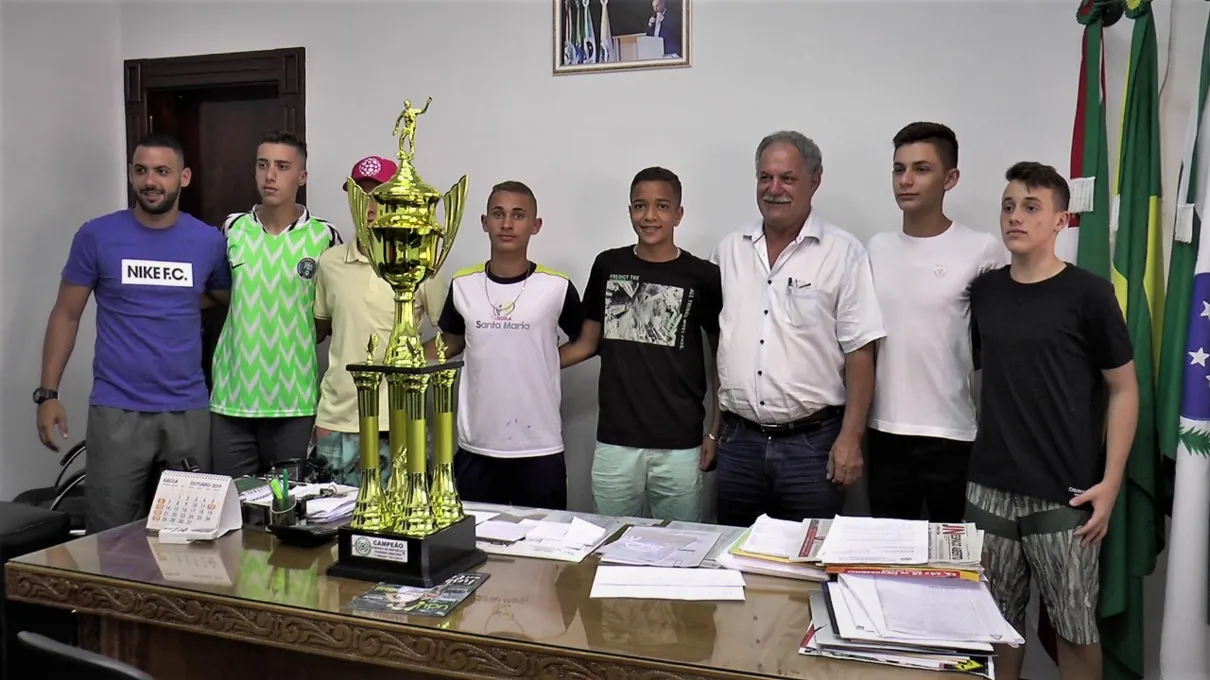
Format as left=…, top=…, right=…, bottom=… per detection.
left=327, top=97, right=485, bottom=587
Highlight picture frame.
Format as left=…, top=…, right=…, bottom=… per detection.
left=553, top=0, right=691, bottom=75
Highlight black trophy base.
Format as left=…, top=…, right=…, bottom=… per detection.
left=346, top=359, right=464, bottom=376
left=326, top=514, right=486, bottom=588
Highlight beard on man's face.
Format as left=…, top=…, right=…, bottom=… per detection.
left=135, top=185, right=180, bottom=215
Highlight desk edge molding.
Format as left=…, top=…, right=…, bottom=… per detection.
left=4, top=562, right=765, bottom=680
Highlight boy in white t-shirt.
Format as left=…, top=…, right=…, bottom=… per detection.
left=426, top=181, right=584, bottom=510
left=865, top=122, right=1007, bottom=522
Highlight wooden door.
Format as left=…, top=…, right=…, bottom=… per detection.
left=124, top=48, right=307, bottom=390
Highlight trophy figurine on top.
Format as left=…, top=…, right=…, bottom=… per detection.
left=325, top=97, right=486, bottom=587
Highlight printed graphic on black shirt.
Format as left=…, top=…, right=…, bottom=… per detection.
left=584, top=247, right=721, bottom=450
left=603, top=275, right=691, bottom=349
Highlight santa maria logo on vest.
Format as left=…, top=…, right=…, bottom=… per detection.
left=121, top=259, right=194, bottom=287
left=476, top=301, right=531, bottom=331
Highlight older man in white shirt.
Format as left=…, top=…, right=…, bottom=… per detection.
left=709, top=131, right=885, bottom=527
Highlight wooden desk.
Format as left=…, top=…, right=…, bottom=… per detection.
left=5, top=521, right=942, bottom=680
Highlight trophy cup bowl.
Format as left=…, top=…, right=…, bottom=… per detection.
left=326, top=98, right=484, bottom=587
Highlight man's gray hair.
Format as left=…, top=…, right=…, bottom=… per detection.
left=754, top=131, right=823, bottom=177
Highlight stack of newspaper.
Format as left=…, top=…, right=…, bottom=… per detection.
left=795, top=516, right=985, bottom=582
left=798, top=516, right=1020, bottom=676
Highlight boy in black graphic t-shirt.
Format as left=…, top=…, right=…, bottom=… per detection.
left=967, top=162, right=1136, bottom=680
left=561, top=167, right=723, bottom=522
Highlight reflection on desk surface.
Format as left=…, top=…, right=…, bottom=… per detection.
left=9, top=508, right=946, bottom=680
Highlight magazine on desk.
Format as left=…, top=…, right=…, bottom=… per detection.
left=348, top=572, right=490, bottom=618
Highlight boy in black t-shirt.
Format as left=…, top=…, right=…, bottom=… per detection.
left=967, top=162, right=1137, bottom=680
left=560, top=167, right=723, bottom=522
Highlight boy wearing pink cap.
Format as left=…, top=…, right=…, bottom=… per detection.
left=312, top=155, right=447, bottom=484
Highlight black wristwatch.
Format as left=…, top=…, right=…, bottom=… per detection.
left=32, top=387, right=58, bottom=405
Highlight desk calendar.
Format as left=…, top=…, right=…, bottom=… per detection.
left=147, top=470, right=242, bottom=542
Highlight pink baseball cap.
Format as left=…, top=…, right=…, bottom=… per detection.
left=344, top=155, right=398, bottom=191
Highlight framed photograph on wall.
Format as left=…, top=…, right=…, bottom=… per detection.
left=554, top=0, right=691, bottom=75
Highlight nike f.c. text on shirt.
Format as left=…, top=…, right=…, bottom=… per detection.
left=439, top=262, right=585, bottom=458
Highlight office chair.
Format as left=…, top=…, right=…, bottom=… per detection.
left=11, top=442, right=87, bottom=537
left=17, top=631, right=154, bottom=680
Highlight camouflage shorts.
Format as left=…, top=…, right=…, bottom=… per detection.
left=964, top=482, right=1100, bottom=645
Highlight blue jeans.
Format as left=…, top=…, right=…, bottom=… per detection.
left=714, top=412, right=846, bottom=527
left=592, top=443, right=703, bottom=522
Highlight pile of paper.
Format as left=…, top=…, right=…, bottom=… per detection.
left=805, top=516, right=984, bottom=582
left=798, top=516, right=1017, bottom=676
left=475, top=516, right=608, bottom=562
left=596, top=526, right=722, bottom=568
left=242, top=483, right=360, bottom=523
left=803, top=574, right=1019, bottom=677
left=716, top=514, right=828, bottom=581
left=304, top=494, right=357, bottom=523
left=589, top=565, right=746, bottom=601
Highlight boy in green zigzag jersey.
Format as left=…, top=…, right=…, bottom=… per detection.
left=210, top=131, right=343, bottom=477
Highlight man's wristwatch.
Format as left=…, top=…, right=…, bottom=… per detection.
left=32, top=387, right=58, bottom=405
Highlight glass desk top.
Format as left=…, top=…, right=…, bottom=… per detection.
left=9, top=505, right=942, bottom=680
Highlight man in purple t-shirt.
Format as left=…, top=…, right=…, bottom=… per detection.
left=35, top=133, right=231, bottom=533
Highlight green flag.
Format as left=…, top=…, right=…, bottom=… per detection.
left=1160, top=1, right=1210, bottom=466
left=1102, top=1, right=1167, bottom=678
left=1037, top=4, right=1124, bottom=664
left=1071, top=0, right=1113, bottom=278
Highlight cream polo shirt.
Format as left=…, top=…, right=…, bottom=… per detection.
left=313, top=242, right=447, bottom=433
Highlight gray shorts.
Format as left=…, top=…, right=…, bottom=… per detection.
left=210, top=413, right=315, bottom=478
left=965, top=482, right=1100, bottom=645
left=84, top=406, right=210, bottom=534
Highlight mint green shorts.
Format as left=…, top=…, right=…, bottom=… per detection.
left=314, top=432, right=392, bottom=486
left=591, top=442, right=702, bottom=522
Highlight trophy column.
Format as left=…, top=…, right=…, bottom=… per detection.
left=396, top=372, right=437, bottom=536
left=349, top=337, right=390, bottom=532
left=429, top=338, right=464, bottom=527
left=385, top=375, right=410, bottom=523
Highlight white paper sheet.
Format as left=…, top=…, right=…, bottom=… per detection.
left=817, top=516, right=929, bottom=565
left=739, top=514, right=803, bottom=559
left=836, top=574, right=1024, bottom=646
left=589, top=566, right=747, bottom=601
left=468, top=510, right=498, bottom=524
left=476, top=520, right=535, bottom=543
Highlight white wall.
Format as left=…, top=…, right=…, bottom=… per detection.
left=0, top=0, right=126, bottom=499
left=3, top=1, right=1209, bottom=678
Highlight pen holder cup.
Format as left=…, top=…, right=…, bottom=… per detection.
left=270, top=499, right=300, bottom=527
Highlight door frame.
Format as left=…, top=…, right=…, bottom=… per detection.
left=122, top=47, right=307, bottom=206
